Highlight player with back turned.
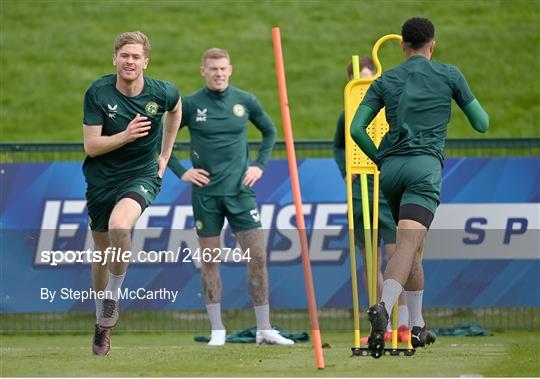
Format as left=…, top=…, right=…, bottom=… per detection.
left=350, top=17, right=489, bottom=358
left=333, top=57, right=410, bottom=343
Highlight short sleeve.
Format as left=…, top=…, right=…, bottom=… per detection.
left=360, top=78, right=385, bottom=112
left=83, top=87, right=104, bottom=126
left=180, top=96, right=190, bottom=128
left=163, top=81, right=180, bottom=112
left=450, top=66, right=475, bottom=109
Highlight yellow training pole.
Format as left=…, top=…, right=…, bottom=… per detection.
left=353, top=55, right=377, bottom=305
left=392, top=304, right=398, bottom=349
left=354, top=53, right=375, bottom=307
left=360, top=175, right=374, bottom=306
left=372, top=173, right=379, bottom=305
left=347, top=55, right=362, bottom=348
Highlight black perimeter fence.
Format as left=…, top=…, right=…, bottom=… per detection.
left=1, top=139, right=539, bottom=333
left=1, top=138, right=540, bottom=162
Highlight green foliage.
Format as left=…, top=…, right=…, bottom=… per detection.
left=1, top=331, right=539, bottom=376
left=1, top=0, right=539, bottom=141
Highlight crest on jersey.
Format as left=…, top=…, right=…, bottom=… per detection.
left=145, top=101, right=158, bottom=116
left=233, top=104, right=246, bottom=117
left=196, top=108, right=207, bottom=122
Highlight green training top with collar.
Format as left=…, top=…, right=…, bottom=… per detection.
left=361, top=55, right=475, bottom=165
left=82, top=74, right=180, bottom=186
left=180, top=86, right=276, bottom=196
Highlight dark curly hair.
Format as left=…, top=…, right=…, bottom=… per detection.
left=401, top=17, right=435, bottom=50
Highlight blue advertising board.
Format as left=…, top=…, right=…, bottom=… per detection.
left=1, top=157, right=538, bottom=312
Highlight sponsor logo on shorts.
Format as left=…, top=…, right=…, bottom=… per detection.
left=233, top=104, right=245, bottom=117
left=250, top=209, right=260, bottom=222
left=195, top=220, right=204, bottom=231
left=145, top=101, right=159, bottom=116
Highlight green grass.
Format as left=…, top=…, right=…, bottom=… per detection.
left=1, top=0, right=539, bottom=142
left=1, top=330, right=539, bottom=376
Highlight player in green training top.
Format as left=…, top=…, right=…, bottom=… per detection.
left=333, top=57, right=410, bottom=344
left=176, top=48, right=293, bottom=346
left=82, top=31, right=182, bottom=356
left=350, top=18, right=489, bottom=358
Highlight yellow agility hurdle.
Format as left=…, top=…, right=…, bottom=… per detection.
left=345, top=34, right=414, bottom=357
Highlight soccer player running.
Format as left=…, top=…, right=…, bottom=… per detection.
left=333, top=57, right=410, bottom=343
left=176, top=48, right=293, bottom=346
left=350, top=18, right=489, bottom=358
left=82, top=31, right=182, bottom=356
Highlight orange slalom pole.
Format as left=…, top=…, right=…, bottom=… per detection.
left=272, top=27, right=325, bottom=370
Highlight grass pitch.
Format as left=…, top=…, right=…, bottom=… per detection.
left=1, top=330, right=538, bottom=377
left=2, top=1, right=539, bottom=141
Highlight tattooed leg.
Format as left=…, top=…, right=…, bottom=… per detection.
left=235, top=229, right=268, bottom=306
left=199, top=236, right=222, bottom=304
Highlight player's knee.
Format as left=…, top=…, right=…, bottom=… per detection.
left=108, top=215, right=133, bottom=232
left=247, top=250, right=267, bottom=268
left=107, top=223, right=131, bottom=241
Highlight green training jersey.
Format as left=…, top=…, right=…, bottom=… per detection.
left=83, top=74, right=180, bottom=186
left=180, top=86, right=276, bottom=196
left=361, top=56, right=475, bottom=164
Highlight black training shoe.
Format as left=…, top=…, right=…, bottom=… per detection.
left=367, top=302, right=389, bottom=359
left=411, top=325, right=436, bottom=348
left=426, top=328, right=437, bottom=346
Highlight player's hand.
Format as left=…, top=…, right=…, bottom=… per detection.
left=124, top=113, right=152, bottom=143
left=243, top=166, right=263, bottom=187
left=157, top=155, right=167, bottom=178
left=181, top=168, right=210, bottom=187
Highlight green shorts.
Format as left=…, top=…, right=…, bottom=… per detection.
left=379, top=155, right=442, bottom=223
left=192, top=189, right=261, bottom=237
left=86, top=176, right=162, bottom=232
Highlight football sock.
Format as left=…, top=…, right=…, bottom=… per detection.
left=398, top=304, right=409, bottom=328
left=95, top=298, right=103, bottom=323
left=105, top=271, right=125, bottom=301
left=380, top=279, right=403, bottom=317
left=206, top=303, right=225, bottom=330
left=405, top=290, right=425, bottom=328
left=254, top=304, right=272, bottom=331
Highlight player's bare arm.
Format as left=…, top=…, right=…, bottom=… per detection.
left=83, top=113, right=151, bottom=157
left=158, top=98, right=182, bottom=178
